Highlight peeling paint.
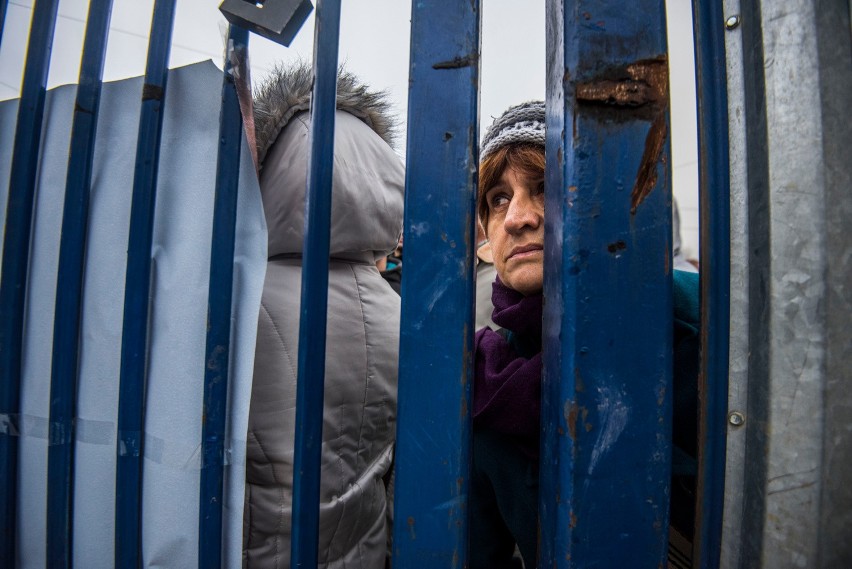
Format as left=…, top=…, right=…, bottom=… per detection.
left=630, top=112, right=667, bottom=214
left=588, top=386, right=630, bottom=475
left=566, top=401, right=579, bottom=440
left=573, top=57, right=670, bottom=214
left=432, top=54, right=477, bottom=70
left=576, top=57, right=668, bottom=117
left=606, top=240, right=627, bottom=256
left=410, top=221, right=429, bottom=236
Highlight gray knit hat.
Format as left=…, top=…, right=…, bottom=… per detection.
left=480, top=100, right=545, bottom=161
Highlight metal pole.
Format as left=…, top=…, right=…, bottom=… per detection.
left=114, top=2, right=177, bottom=566
left=541, top=1, right=673, bottom=566
left=391, top=0, right=480, bottom=567
left=289, top=0, right=341, bottom=566
left=0, top=0, right=60, bottom=563
left=691, top=1, right=731, bottom=567
left=197, top=23, right=249, bottom=569
left=46, top=1, right=114, bottom=566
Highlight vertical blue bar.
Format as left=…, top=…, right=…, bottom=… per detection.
left=391, top=1, right=480, bottom=567
left=46, top=1, right=114, bottom=566
left=0, top=0, right=8, bottom=45
left=0, top=0, right=60, bottom=564
left=197, top=24, right=248, bottom=569
left=114, top=1, right=177, bottom=567
left=541, top=1, right=673, bottom=567
left=289, top=0, right=340, bottom=566
left=691, top=1, right=730, bottom=567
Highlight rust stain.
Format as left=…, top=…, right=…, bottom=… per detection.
left=566, top=401, right=579, bottom=440
left=630, top=112, right=667, bottom=214
left=576, top=57, right=668, bottom=116
left=407, top=516, right=416, bottom=540
left=581, top=407, right=591, bottom=433
left=570, top=510, right=578, bottom=528
left=574, top=57, right=670, bottom=214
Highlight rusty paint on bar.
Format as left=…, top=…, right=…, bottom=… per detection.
left=631, top=112, right=668, bottom=213
left=574, top=57, right=670, bottom=214
left=576, top=57, right=668, bottom=113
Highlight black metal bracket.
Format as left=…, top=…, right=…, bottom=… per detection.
left=219, top=0, right=313, bottom=47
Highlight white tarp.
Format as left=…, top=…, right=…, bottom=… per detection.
left=0, top=60, right=266, bottom=568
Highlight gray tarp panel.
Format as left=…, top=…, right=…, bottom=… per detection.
left=0, top=60, right=267, bottom=568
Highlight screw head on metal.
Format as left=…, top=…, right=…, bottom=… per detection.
left=728, top=411, right=745, bottom=426
left=725, top=15, right=741, bottom=30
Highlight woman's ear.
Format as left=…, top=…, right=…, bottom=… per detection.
left=476, top=217, right=488, bottom=242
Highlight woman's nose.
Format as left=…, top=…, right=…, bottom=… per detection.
left=504, top=193, right=542, bottom=233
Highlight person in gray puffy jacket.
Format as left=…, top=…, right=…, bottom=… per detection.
left=243, top=63, right=404, bottom=569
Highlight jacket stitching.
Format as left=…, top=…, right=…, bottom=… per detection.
left=260, top=301, right=298, bottom=381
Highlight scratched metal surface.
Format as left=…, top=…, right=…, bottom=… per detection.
left=720, top=1, right=852, bottom=567
left=391, top=1, right=480, bottom=567
left=541, top=1, right=673, bottom=567
left=732, top=1, right=852, bottom=568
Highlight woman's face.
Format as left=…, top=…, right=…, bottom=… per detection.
left=484, top=165, right=545, bottom=295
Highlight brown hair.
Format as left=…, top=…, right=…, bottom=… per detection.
left=478, top=143, right=545, bottom=233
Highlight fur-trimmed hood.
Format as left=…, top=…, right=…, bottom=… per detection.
left=255, top=63, right=405, bottom=262
left=253, top=62, right=398, bottom=166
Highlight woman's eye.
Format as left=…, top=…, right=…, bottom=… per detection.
left=490, top=194, right=510, bottom=209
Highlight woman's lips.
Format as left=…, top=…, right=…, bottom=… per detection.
left=508, top=244, right=543, bottom=260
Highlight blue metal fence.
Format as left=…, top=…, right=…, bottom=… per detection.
left=46, top=1, right=114, bottom=566
left=391, top=0, right=480, bottom=567
left=691, top=1, right=730, bottom=568
left=0, top=1, right=726, bottom=567
left=198, top=23, right=250, bottom=569
left=0, top=0, right=61, bottom=562
left=114, top=2, right=178, bottom=566
left=542, top=2, right=673, bottom=566
left=290, top=0, right=341, bottom=565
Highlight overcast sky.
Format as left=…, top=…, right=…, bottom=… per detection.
left=0, top=0, right=699, bottom=256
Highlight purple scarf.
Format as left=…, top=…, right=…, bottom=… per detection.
left=473, top=278, right=543, bottom=454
